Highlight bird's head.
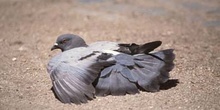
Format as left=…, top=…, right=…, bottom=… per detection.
left=51, top=34, right=87, bottom=52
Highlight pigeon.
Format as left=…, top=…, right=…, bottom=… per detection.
left=47, top=34, right=175, bottom=104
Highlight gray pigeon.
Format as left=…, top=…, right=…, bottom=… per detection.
left=47, top=34, right=175, bottom=104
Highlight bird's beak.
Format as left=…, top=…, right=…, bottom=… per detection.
left=51, top=43, right=59, bottom=51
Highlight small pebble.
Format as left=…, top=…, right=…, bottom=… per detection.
left=18, top=46, right=28, bottom=51
left=162, top=31, right=174, bottom=36
left=12, top=57, right=17, bottom=61
left=167, top=31, right=174, bottom=35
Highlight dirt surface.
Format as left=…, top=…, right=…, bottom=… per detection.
left=0, top=0, right=220, bottom=110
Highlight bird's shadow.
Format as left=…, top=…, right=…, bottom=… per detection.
left=51, top=79, right=179, bottom=93
left=51, top=79, right=179, bottom=102
left=51, top=87, right=59, bottom=100
left=160, top=79, right=179, bottom=90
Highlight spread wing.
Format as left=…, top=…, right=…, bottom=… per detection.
left=49, top=62, right=99, bottom=104
left=95, top=42, right=175, bottom=96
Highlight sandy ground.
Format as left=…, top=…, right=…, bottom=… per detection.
left=0, top=0, right=220, bottom=110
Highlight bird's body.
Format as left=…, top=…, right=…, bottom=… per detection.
left=48, top=41, right=118, bottom=69
left=47, top=34, right=175, bottom=104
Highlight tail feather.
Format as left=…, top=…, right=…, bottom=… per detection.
left=151, top=49, right=175, bottom=83
left=95, top=64, right=139, bottom=96
left=132, top=61, right=163, bottom=92
left=95, top=77, right=110, bottom=96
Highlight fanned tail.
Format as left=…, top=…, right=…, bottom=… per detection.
left=95, top=49, right=175, bottom=96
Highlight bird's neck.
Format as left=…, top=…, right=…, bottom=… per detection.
left=62, top=44, right=88, bottom=52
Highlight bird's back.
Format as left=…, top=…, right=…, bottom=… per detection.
left=47, top=41, right=118, bottom=75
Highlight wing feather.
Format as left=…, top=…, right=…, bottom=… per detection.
left=50, top=63, right=98, bottom=104
left=95, top=49, right=175, bottom=95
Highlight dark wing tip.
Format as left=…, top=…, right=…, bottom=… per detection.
left=139, top=41, right=162, bottom=53
left=117, top=41, right=162, bottom=55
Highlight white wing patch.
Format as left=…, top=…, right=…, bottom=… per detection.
left=102, top=50, right=120, bottom=55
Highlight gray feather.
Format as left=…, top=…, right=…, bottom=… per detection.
left=50, top=63, right=97, bottom=104
left=100, top=66, right=113, bottom=78
left=95, top=63, right=139, bottom=96
left=115, top=54, right=135, bottom=66
left=120, top=66, right=136, bottom=82
left=95, top=76, right=111, bottom=96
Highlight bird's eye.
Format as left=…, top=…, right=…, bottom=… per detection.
left=61, top=39, right=67, bottom=44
